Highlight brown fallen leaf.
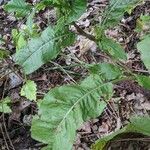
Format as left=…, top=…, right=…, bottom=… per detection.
left=78, top=36, right=97, bottom=56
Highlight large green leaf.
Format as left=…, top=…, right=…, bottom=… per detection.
left=31, top=74, right=113, bottom=150
left=137, top=35, right=150, bottom=71
left=103, top=0, right=141, bottom=27
left=92, top=116, right=150, bottom=150
left=4, top=0, right=32, bottom=17
left=15, top=25, right=75, bottom=74
left=99, top=37, right=127, bottom=61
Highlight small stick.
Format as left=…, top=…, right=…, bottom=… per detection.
left=73, top=22, right=96, bottom=41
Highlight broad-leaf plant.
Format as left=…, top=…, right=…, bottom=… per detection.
left=4, top=0, right=150, bottom=149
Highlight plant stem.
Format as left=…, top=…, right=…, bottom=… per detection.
left=50, top=61, right=77, bottom=84
left=73, top=22, right=96, bottom=41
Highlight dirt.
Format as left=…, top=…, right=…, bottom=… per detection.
left=0, top=0, right=150, bottom=150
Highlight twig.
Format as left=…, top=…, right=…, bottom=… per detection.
left=134, top=69, right=150, bottom=74
left=1, top=79, right=15, bottom=150
left=50, top=61, right=77, bottom=84
left=73, top=22, right=96, bottom=41
left=0, top=124, right=10, bottom=150
left=46, top=63, right=82, bottom=71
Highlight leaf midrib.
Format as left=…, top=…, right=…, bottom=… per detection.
left=20, top=33, right=71, bottom=66
left=56, top=82, right=110, bottom=131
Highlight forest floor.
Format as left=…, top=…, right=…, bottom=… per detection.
left=0, top=0, right=150, bottom=150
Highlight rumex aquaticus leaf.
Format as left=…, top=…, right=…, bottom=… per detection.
left=15, top=25, right=75, bottom=74
left=137, top=35, right=150, bottom=71
left=31, top=74, right=113, bottom=150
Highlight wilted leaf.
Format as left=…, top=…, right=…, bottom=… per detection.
left=92, top=116, right=150, bottom=150
left=21, top=80, right=37, bottom=101
left=4, top=0, right=32, bottom=17
left=0, top=97, right=12, bottom=113
left=31, top=74, right=113, bottom=150
left=15, top=25, right=75, bottom=74
left=137, top=35, right=150, bottom=71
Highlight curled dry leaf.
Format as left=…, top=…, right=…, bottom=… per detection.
left=78, top=36, right=97, bottom=56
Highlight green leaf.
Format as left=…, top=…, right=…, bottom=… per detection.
left=103, top=0, right=142, bottom=27
left=31, top=74, right=113, bottom=150
left=21, top=80, right=37, bottom=101
left=26, top=10, right=35, bottom=34
left=137, top=35, right=150, bottom=71
left=12, top=29, right=18, bottom=43
left=15, top=25, right=75, bottom=74
left=17, top=34, right=27, bottom=50
left=100, top=63, right=122, bottom=80
left=88, top=63, right=122, bottom=80
left=136, top=75, right=150, bottom=90
left=39, top=0, right=87, bottom=23
left=4, top=0, right=32, bottom=17
left=0, top=34, right=5, bottom=45
left=99, top=37, right=127, bottom=61
left=92, top=116, right=150, bottom=150
left=12, top=29, right=27, bottom=51
left=140, top=14, right=150, bottom=23
left=65, top=0, right=87, bottom=23
left=0, top=49, right=10, bottom=60
left=135, top=15, right=150, bottom=32
left=0, top=97, right=12, bottom=113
